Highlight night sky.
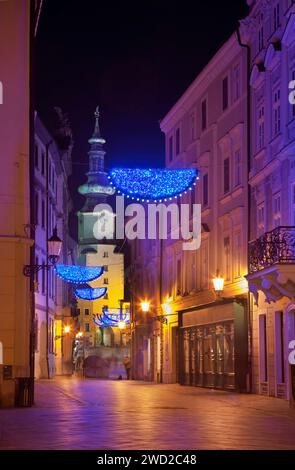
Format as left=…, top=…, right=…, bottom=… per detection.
left=36, top=0, right=249, bottom=231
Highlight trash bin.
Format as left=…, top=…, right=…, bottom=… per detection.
left=15, top=377, right=34, bottom=407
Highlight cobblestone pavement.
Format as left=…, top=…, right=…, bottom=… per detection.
left=0, top=377, right=295, bottom=450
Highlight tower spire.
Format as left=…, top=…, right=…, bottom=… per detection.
left=89, top=105, right=106, bottom=145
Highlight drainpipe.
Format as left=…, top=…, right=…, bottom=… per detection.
left=46, top=140, right=53, bottom=379
left=236, top=25, right=252, bottom=393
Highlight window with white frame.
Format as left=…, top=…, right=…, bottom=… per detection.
left=273, top=193, right=281, bottom=227
left=273, top=2, right=280, bottom=31
left=232, top=63, right=241, bottom=102
left=234, top=149, right=242, bottom=187
left=257, top=203, right=265, bottom=235
left=257, top=104, right=265, bottom=151
left=273, top=87, right=281, bottom=135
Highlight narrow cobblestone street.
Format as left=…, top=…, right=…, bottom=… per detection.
left=0, top=377, right=295, bottom=450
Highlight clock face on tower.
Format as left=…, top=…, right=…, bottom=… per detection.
left=93, top=209, right=115, bottom=240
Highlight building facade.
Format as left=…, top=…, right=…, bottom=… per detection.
left=241, top=0, right=295, bottom=400
left=0, top=0, right=42, bottom=407
left=131, top=33, right=250, bottom=392
left=34, top=113, right=75, bottom=379
left=77, top=109, right=129, bottom=370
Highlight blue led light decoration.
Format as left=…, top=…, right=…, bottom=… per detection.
left=74, top=286, right=107, bottom=300
left=93, top=307, right=130, bottom=328
left=108, top=168, right=199, bottom=202
left=55, top=264, right=104, bottom=284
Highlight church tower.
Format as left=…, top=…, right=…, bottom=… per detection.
left=76, top=108, right=126, bottom=355
left=78, top=106, right=115, bottom=246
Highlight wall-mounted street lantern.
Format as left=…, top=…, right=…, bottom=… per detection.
left=55, top=325, right=71, bottom=341
left=23, top=227, right=62, bottom=277
left=140, top=301, right=150, bottom=313
left=212, top=269, right=225, bottom=295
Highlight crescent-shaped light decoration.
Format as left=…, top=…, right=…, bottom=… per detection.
left=108, top=168, right=199, bottom=202
left=74, top=287, right=107, bottom=301
left=93, top=314, right=118, bottom=328
left=55, top=264, right=104, bottom=284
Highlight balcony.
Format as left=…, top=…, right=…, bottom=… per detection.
left=247, top=227, right=295, bottom=304
left=249, top=226, right=295, bottom=273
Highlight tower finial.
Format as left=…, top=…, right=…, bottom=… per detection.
left=89, top=105, right=105, bottom=144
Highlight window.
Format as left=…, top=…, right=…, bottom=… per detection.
left=203, top=173, right=208, bottom=207
left=104, top=265, right=108, bottom=272
left=273, top=88, right=281, bottom=135
left=222, top=76, right=229, bottom=111
left=257, top=104, right=265, bottom=150
left=76, top=308, right=80, bottom=316
left=224, top=236, right=231, bottom=281
left=169, top=136, right=173, bottom=162
left=273, top=193, right=281, bottom=227
left=103, top=251, right=108, bottom=258
left=258, top=13, right=264, bottom=51
left=233, top=64, right=241, bottom=102
left=273, top=2, right=280, bottom=30
left=275, top=311, right=285, bottom=384
left=84, top=308, right=89, bottom=316
left=257, top=203, right=265, bottom=235
left=104, top=293, right=108, bottom=300
left=259, top=314, right=268, bottom=382
left=41, top=199, right=45, bottom=229
left=176, top=128, right=180, bottom=155
left=104, top=278, right=108, bottom=285
left=234, top=149, right=242, bottom=187
left=35, top=192, right=39, bottom=225
left=35, top=144, right=39, bottom=168
left=223, top=158, right=230, bottom=194
left=41, top=152, right=45, bottom=175
left=85, top=323, right=90, bottom=333
left=201, top=99, right=207, bottom=131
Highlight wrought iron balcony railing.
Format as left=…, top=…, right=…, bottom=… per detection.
left=249, top=226, right=295, bottom=273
